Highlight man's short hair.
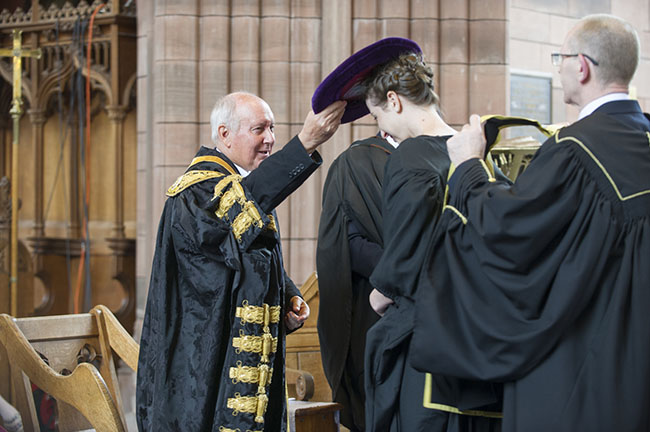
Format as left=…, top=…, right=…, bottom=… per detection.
left=210, top=91, right=258, bottom=144
left=568, top=14, right=640, bottom=86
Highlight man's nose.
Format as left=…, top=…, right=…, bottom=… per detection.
left=264, top=128, right=275, bottom=144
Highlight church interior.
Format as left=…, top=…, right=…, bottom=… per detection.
left=0, top=0, right=648, bottom=430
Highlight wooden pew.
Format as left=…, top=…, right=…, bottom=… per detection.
left=1, top=297, right=340, bottom=431
left=286, top=272, right=343, bottom=431
left=0, top=305, right=136, bottom=431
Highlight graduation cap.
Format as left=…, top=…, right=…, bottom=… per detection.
left=311, top=37, right=422, bottom=124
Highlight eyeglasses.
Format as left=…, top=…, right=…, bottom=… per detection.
left=551, top=52, right=599, bottom=67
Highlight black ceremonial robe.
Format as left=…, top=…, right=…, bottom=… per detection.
left=136, top=138, right=320, bottom=432
left=411, top=100, right=650, bottom=432
left=367, top=135, right=502, bottom=432
left=316, top=136, right=392, bottom=431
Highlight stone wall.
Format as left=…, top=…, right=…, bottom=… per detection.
left=510, top=0, right=650, bottom=122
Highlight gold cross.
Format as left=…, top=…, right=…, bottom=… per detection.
left=0, top=29, right=41, bottom=115
left=0, top=29, right=41, bottom=317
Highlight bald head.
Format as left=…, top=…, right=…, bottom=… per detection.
left=566, top=14, right=640, bottom=87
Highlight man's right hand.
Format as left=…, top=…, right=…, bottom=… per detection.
left=298, top=101, right=347, bottom=153
left=447, top=114, right=486, bottom=167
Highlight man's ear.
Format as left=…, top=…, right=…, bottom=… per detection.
left=217, top=125, right=231, bottom=148
left=387, top=91, right=403, bottom=113
left=578, top=54, right=591, bottom=84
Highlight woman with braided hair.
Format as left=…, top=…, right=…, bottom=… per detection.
left=312, top=38, right=504, bottom=431
left=361, top=51, right=503, bottom=432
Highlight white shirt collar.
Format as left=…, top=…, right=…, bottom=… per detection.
left=234, top=163, right=250, bottom=178
left=385, top=135, right=400, bottom=148
left=578, top=93, right=629, bottom=120
left=213, top=146, right=250, bottom=177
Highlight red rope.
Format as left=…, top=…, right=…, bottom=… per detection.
left=74, top=3, right=105, bottom=313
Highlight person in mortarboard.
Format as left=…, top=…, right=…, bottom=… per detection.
left=313, top=38, right=503, bottom=432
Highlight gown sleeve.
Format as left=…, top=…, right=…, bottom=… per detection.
left=370, top=138, right=446, bottom=301
left=412, top=139, right=620, bottom=381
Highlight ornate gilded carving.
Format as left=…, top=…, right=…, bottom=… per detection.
left=491, top=136, right=541, bottom=181
left=0, top=7, right=32, bottom=26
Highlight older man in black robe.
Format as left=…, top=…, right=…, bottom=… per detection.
left=412, top=14, right=650, bottom=432
left=136, top=92, right=345, bottom=431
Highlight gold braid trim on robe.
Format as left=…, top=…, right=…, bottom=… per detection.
left=229, top=362, right=273, bottom=389
left=227, top=394, right=269, bottom=424
left=167, top=154, right=237, bottom=196
left=166, top=171, right=225, bottom=197
left=236, top=301, right=282, bottom=328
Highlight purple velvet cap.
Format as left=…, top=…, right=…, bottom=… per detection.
left=312, top=37, right=422, bottom=124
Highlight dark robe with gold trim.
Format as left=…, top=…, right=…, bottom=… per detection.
left=136, top=138, right=320, bottom=431
left=411, top=101, right=650, bottom=432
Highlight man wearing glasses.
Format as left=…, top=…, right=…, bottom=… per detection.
left=411, top=14, right=650, bottom=432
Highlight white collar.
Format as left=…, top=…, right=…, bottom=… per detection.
left=385, top=135, right=400, bottom=148
left=578, top=93, right=629, bottom=120
left=234, top=163, right=250, bottom=178
left=213, top=146, right=250, bottom=177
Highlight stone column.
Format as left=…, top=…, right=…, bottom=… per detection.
left=231, top=1, right=260, bottom=94
left=106, top=104, right=127, bottom=239
left=136, top=0, right=201, bottom=327
left=468, top=0, right=509, bottom=115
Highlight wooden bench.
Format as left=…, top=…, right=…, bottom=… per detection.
left=1, top=303, right=341, bottom=431
left=0, top=305, right=137, bottom=431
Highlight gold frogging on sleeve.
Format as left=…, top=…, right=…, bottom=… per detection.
left=166, top=171, right=225, bottom=196
left=213, top=174, right=243, bottom=198
left=216, top=187, right=242, bottom=219
left=218, top=427, right=241, bottom=432
left=211, top=175, right=267, bottom=241
left=213, top=175, right=245, bottom=218
left=266, top=214, right=278, bottom=233
left=232, top=201, right=264, bottom=241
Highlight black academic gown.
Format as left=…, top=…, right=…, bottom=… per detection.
left=367, top=135, right=502, bottom=432
left=136, top=138, right=320, bottom=432
left=411, top=100, right=650, bottom=432
left=316, top=136, right=392, bottom=431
